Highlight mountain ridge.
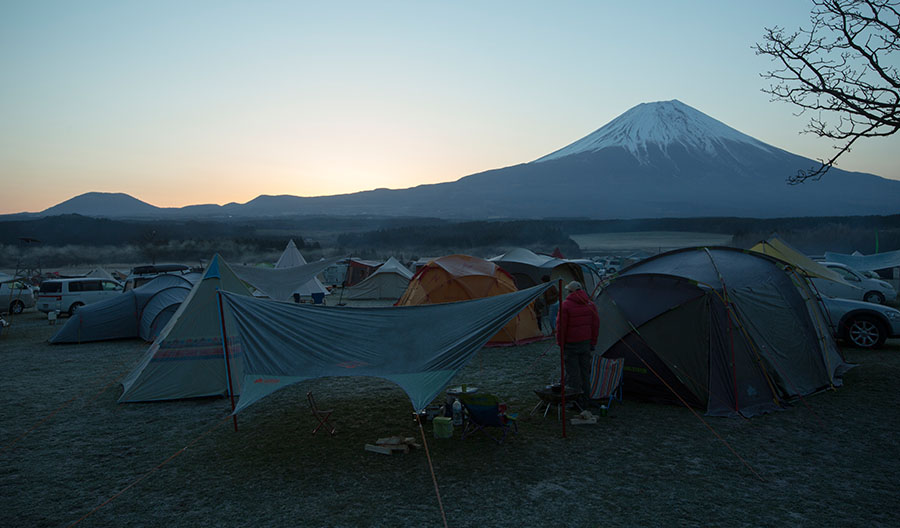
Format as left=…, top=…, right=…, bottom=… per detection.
left=12, top=100, right=900, bottom=220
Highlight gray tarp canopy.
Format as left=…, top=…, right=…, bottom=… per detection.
left=824, top=250, right=900, bottom=272
left=220, top=282, right=550, bottom=413
left=232, top=257, right=342, bottom=301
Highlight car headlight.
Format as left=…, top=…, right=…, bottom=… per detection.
left=887, top=310, right=900, bottom=321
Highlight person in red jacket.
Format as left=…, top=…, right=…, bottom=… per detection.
left=556, top=281, right=599, bottom=407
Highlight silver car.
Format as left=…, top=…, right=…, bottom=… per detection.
left=820, top=296, right=900, bottom=349
left=0, top=280, right=35, bottom=314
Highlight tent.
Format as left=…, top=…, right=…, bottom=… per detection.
left=489, top=248, right=584, bottom=291
left=750, top=234, right=848, bottom=283
left=49, top=274, right=195, bottom=344
left=824, top=249, right=900, bottom=272
left=397, top=254, right=543, bottom=346
left=345, top=257, right=413, bottom=300
left=344, top=258, right=382, bottom=286
left=595, top=246, right=849, bottom=417
left=217, top=282, right=551, bottom=413
left=275, top=240, right=329, bottom=299
left=120, top=254, right=339, bottom=402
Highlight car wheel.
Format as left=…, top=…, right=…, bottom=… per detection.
left=10, top=300, right=24, bottom=314
left=863, top=291, right=886, bottom=304
left=844, top=315, right=887, bottom=349
left=68, top=302, right=84, bottom=316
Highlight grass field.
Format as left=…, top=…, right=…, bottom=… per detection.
left=1, top=309, right=899, bottom=528
left=571, top=232, right=735, bottom=253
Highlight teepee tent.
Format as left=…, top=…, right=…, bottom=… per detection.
left=397, top=254, right=543, bottom=346
left=120, top=254, right=339, bottom=402
left=595, top=247, right=849, bottom=417
left=275, top=240, right=329, bottom=299
left=345, top=257, right=413, bottom=300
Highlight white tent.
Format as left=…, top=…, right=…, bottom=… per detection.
left=275, top=240, right=329, bottom=299
left=345, top=257, right=414, bottom=300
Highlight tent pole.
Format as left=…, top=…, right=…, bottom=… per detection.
left=558, top=279, right=566, bottom=438
left=216, top=290, right=239, bottom=432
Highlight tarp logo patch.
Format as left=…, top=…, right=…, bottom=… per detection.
left=253, top=378, right=280, bottom=384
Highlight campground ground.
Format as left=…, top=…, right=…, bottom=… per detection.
left=1, top=308, right=898, bottom=528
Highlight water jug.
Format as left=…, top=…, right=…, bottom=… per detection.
left=452, top=399, right=462, bottom=426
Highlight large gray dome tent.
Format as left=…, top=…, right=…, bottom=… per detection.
left=595, top=247, right=849, bottom=417
left=49, top=274, right=195, bottom=344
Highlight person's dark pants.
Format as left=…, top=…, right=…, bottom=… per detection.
left=562, top=340, right=593, bottom=406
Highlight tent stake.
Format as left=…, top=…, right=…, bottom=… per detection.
left=216, top=290, right=239, bottom=432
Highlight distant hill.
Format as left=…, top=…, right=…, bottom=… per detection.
left=18, top=100, right=900, bottom=220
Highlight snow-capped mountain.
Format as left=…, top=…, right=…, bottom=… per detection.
left=21, top=100, right=900, bottom=220
left=535, top=99, right=774, bottom=163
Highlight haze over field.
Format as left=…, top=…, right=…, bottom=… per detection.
left=2, top=1, right=899, bottom=215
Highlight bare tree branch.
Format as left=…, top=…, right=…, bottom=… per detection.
left=756, top=0, right=900, bottom=183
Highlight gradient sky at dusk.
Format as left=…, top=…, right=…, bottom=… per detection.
left=2, top=1, right=898, bottom=214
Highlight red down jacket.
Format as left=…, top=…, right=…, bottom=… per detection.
left=556, top=289, right=599, bottom=347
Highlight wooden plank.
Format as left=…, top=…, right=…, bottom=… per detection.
left=365, top=444, right=393, bottom=455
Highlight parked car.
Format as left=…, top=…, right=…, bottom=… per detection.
left=0, top=280, right=35, bottom=314
left=37, top=278, right=124, bottom=315
left=123, top=264, right=193, bottom=291
left=811, top=262, right=897, bottom=305
left=820, top=296, right=900, bottom=349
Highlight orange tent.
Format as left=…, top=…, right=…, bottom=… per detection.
left=397, top=254, right=544, bottom=346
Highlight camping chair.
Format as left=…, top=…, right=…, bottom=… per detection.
left=458, top=393, right=518, bottom=444
left=306, top=391, right=336, bottom=436
left=588, top=356, right=624, bottom=412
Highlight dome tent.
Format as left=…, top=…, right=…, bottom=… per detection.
left=595, top=247, right=849, bottom=417
left=49, top=274, right=194, bottom=344
left=396, top=254, right=543, bottom=346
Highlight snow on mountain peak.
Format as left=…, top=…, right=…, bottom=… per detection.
left=534, top=99, right=773, bottom=163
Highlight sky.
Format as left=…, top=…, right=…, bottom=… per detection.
left=2, top=1, right=898, bottom=215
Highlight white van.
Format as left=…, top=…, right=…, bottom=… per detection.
left=38, top=278, right=124, bottom=315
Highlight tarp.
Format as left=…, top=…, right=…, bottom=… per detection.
left=85, top=267, right=115, bottom=281
left=345, top=257, right=413, bottom=300
left=219, top=282, right=551, bottom=413
left=231, top=257, right=342, bottom=301
left=598, top=246, right=849, bottom=417
left=750, top=235, right=849, bottom=284
left=274, top=240, right=329, bottom=298
left=824, top=249, right=900, bottom=272
left=49, top=274, right=194, bottom=344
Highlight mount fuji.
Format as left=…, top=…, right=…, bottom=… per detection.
left=31, top=99, right=900, bottom=219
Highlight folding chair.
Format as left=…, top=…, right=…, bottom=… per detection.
left=458, top=393, right=518, bottom=444
left=588, top=356, right=624, bottom=412
left=307, top=391, right=336, bottom=435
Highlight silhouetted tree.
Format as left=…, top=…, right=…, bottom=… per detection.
left=756, top=0, right=900, bottom=183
